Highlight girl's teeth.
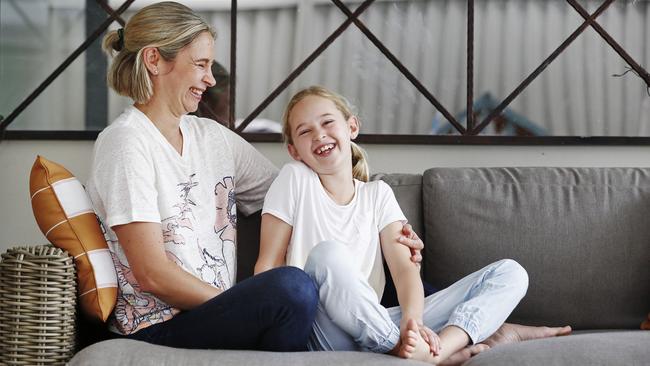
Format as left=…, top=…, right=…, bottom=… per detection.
left=317, top=144, right=334, bottom=154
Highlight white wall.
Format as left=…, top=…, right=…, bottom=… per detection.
left=2, top=140, right=650, bottom=252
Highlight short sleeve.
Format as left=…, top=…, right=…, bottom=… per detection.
left=90, top=128, right=161, bottom=228
left=375, top=181, right=407, bottom=232
left=220, top=127, right=278, bottom=216
left=261, top=163, right=299, bottom=226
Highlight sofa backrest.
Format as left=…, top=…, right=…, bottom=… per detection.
left=236, top=167, right=649, bottom=330
left=420, top=167, right=650, bottom=330
left=236, top=210, right=262, bottom=282
left=371, top=173, right=424, bottom=239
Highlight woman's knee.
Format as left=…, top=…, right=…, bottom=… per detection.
left=265, top=266, right=318, bottom=314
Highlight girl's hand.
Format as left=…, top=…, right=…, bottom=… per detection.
left=398, top=224, right=423, bottom=266
left=419, top=324, right=441, bottom=356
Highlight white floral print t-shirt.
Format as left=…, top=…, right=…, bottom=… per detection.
left=86, top=107, right=277, bottom=335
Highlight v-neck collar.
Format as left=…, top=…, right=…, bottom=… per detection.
left=131, top=106, right=189, bottom=161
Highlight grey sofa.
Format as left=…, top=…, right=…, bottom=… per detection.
left=70, top=167, right=650, bottom=365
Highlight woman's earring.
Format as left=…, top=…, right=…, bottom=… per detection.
left=153, top=68, right=158, bottom=75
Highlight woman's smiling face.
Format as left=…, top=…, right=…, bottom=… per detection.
left=156, top=31, right=216, bottom=116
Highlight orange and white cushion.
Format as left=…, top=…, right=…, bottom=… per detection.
left=30, top=155, right=117, bottom=322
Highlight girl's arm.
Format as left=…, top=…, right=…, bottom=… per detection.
left=254, top=213, right=292, bottom=274
left=380, top=221, right=425, bottom=328
left=113, top=222, right=221, bottom=310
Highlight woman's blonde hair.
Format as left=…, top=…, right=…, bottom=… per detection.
left=102, top=1, right=215, bottom=104
left=282, top=86, right=369, bottom=182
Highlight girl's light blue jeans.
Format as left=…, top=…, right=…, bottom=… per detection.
left=304, top=241, right=529, bottom=353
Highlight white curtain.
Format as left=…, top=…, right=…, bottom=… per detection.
left=212, top=0, right=650, bottom=136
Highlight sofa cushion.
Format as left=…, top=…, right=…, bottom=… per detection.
left=422, top=167, right=650, bottom=329
left=69, top=339, right=431, bottom=366
left=464, top=331, right=650, bottom=366
left=29, top=155, right=117, bottom=322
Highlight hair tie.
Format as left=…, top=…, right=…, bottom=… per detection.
left=116, top=28, right=125, bottom=51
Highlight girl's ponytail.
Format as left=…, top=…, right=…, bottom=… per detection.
left=351, top=141, right=369, bottom=182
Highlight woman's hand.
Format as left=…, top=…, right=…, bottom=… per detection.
left=398, top=224, right=424, bottom=266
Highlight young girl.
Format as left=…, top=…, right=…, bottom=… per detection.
left=255, top=86, right=530, bottom=364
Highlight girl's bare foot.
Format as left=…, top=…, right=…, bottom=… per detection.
left=482, top=323, right=572, bottom=348
left=439, top=344, right=490, bottom=366
left=390, top=319, right=434, bottom=362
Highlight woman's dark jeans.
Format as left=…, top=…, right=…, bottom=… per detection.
left=125, top=266, right=318, bottom=351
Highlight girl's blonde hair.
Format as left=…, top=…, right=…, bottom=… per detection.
left=102, top=1, right=215, bottom=104
left=282, top=86, right=369, bottom=182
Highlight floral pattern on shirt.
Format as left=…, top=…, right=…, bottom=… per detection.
left=162, top=174, right=198, bottom=246
left=195, top=176, right=237, bottom=289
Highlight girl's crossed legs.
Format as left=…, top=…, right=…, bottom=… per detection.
left=304, top=241, right=528, bottom=362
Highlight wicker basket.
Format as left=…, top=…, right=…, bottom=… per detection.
left=0, top=245, right=77, bottom=365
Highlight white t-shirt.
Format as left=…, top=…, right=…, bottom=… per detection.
left=262, top=161, right=406, bottom=300
left=86, top=106, right=277, bottom=335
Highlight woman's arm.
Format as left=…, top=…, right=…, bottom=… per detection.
left=380, top=221, right=425, bottom=327
left=225, top=127, right=278, bottom=215
left=113, top=222, right=221, bottom=310
left=254, top=213, right=292, bottom=274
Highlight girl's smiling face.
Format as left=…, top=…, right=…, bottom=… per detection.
left=287, top=95, right=359, bottom=176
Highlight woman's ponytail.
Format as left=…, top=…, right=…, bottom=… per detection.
left=101, top=2, right=215, bottom=104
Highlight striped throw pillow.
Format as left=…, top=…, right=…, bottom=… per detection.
left=29, top=155, right=117, bottom=322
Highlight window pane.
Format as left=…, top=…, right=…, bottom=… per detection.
left=468, top=0, right=650, bottom=137
left=2, top=0, right=109, bottom=130
left=234, top=5, right=298, bottom=126
left=234, top=21, right=448, bottom=136
left=4, top=0, right=648, bottom=140
left=462, top=0, right=580, bottom=137
left=356, top=0, right=467, bottom=135
left=232, top=0, right=468, bottom=135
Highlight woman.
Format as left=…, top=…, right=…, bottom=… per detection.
left=86, top=1, right=316, bottom=349
left=87, top=1, right=424, bottom=350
